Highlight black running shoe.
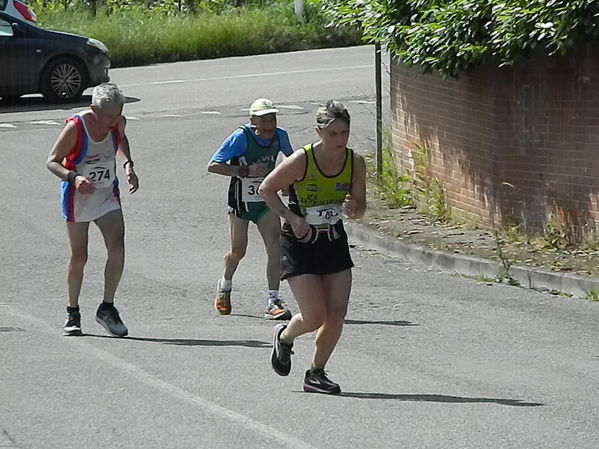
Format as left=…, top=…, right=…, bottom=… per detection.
left=96, top=305, right=128, bottom=337
left=63, top=311, right=82, bottom=336
left=303, top=369, right=341, bottom=395
left=271, top=324, right=293, bottom=376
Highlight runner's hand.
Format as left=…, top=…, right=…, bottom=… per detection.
left=249, top=163, right=269, bottom=177
left=343, top=194, right=357, bottom=218
left=127, top=171, right=139, bottom=194
left=289, top=214, right=310, bottom=239
left=75, top=176, right=95, bottom=194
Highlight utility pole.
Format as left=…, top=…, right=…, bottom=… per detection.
left=375, top=43, right=383, bottom=178
left=294, top=0, right=304, bottom=22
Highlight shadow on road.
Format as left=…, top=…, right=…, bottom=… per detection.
left=344, top=319, right=418, bottom=326
left=84, top=333, right=270, bottom=348
left=0, top=95, right=140, bottom=113
left=230, top=314, right=417, bottom=327
left=336, top=392, right=543, bottom=407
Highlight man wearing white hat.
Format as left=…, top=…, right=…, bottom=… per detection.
left=207, top=98, right=293, bottom=319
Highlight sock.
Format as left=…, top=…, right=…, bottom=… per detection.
left=309, top=363, right=324, bottom=374
left=267, top=290, right=279, bottom=306
left=67, top=306, right=79, bottom=314
left=99, top=302, right=114, bottom=311
left=279, top=328, right=293, bottom=346
left=219, top=278, right=232, bottom=291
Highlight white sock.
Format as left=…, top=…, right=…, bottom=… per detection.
left=219, top=278, right=232, bottom=291
left=267, top=290, right=279, bottom=306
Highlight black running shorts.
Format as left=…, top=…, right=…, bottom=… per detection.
left=280, top=221, right=354, bottom=280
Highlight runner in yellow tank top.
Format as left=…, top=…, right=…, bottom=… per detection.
left=259, top=100, right=367, bottom=394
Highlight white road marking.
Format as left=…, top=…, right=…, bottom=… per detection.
left=0, top=124, right=17, bottom=128
left=125, top=116, right=140, bottom=120
left=201, top=111, right=222, bottom=115
left=29, top=120, right=60, bottom=125
left=278, top=105, right=306, bottom=110
left=5, top=306, right=317, bottom=449
left=121, top=65, right=372, bottom=88
left=151, top=80, right=186, bottom=85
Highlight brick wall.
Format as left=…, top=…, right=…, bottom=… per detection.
left=390, top=45, right=599, bottom=240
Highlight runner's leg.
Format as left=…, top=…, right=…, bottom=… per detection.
left=312, top=269, right=351, bottom=368
left=94, top=209, right=125, bottom=304
left=283, top=274, right=327, bottom=341
left=65, top=221, right=90, bottom=308
left=223, top=214, right=249, bottom=281
left=256, top=209, right=281, bottom=291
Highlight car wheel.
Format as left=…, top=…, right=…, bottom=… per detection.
left=40, top=57, right=88, bottom=103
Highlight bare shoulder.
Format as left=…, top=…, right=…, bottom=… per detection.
left=58, top=119, right=79, bottom=141
left=352, top=150, right=365, bottom=164
left=283, top=147, right=308, bottom=171
left=117, top=114, right=127, bottom=134
left=352, top=150, right=366, bottom=172
left=48, top=119, right=78, bottom=161
left=266, top=146, right=307, bottom=184
left=288, top=147, right=308, bottom=162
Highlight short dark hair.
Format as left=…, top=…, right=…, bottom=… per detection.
left=315, top=100, right=350, bottom=129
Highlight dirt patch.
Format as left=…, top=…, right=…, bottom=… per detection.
left=356, top=196, right=599, bottom=280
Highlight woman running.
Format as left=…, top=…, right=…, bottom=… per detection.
left=259, top=100, right=366, bottom=394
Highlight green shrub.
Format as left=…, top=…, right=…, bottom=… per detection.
left=367, top=146, right=413, bottom=209
left=322, top=0, right=599, bottom=77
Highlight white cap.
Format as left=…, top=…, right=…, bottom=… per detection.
left=249, top=98, right=278, bottom=116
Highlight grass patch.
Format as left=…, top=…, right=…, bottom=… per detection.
left=33, top=1, right=362, bottom=67
left=586, top=290, right=599, bottom=302
left=365, top=145, right=413, bottom=209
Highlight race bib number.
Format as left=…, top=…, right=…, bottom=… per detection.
left=80, top=163, right=114, bottom=188
left=241, top=177, right=264, bottom=203
left=305, top=204, right=342, bottom=225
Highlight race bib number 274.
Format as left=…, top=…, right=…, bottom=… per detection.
left=80, top=164, right=114, bottom=188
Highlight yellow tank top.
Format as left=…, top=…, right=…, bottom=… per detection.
left=290, top=144, right=353, bottom=227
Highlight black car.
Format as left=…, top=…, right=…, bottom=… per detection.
left=0, top=11, right=110, bottom=103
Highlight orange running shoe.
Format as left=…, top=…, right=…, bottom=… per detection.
left=264, top=299, right=291, bottom=320
left=215, top=281, right=232, bottom=315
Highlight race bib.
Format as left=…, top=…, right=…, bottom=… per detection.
left=80, top=163, right=114, bottom=188
left=304, top=204, right=342, bottom=226
left=241, top=177, right=264, bottom=202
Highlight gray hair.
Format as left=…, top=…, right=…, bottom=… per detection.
left=92, top=83, right=125, bottom=109
left=315, top=100, right=350, bottom=129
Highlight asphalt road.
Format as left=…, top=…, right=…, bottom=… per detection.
left=1, top=46, right=598, bottom=449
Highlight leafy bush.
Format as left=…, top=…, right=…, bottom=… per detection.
left=367, top=146, right=413, bottom=209
left=322, top=0, right=599, bottom=77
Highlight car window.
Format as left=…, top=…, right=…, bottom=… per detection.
left=0, top=0, right=6, bottom=11
left=0, top=18, right=13, bottom=36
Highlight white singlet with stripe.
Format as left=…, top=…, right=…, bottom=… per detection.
left=60, top=113, right=121, bottom=222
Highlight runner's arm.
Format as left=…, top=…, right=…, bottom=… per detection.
left=46, top=121, right=94, bottom=194
left=259, top=150, right=309, bottom=238
left=46, top=121, right=78, bottom=181
left=344, top=152, right=367, bottom=219
left=207, top=130, right=268, bottom=178
left=115, top=117, right=139, bottom=194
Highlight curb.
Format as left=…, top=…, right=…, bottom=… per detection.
left=345, top=221, right=599, bottom=299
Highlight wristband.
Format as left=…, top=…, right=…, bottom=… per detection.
left=239, top=165, right=249, bottom=178
left=123, top=160, right=134, bottom=169
left=67, top=171, right=79, bottom=184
